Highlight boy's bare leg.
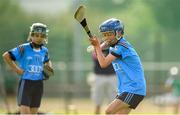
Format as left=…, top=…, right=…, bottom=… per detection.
left=115, top=108, right=131, bottom=114
left=30, top=107, right=39, bottom=114
left=20, top=105, right=30, bottom=114
left=105, top=99, right=131, bottom=114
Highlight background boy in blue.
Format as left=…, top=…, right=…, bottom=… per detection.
left=89, top=18, right=146, bottom=114
left=2, top=23, right=53, bottom=114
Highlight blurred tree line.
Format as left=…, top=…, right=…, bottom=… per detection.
left=0, top=0, right=180, bottom=95
left=144, top=0, right=180, bottom=61
left=0, top=0, right=30, bottom=94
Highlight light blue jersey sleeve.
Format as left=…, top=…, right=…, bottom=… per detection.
left=44, top=52, right=49, bottom=63
left=42, top=47, right=50, bottom=63
left=110, top=45, right=123, bottom=58
left=110, top=42, right=138, bottom=59
left=9, top=45, right=24, bottom=61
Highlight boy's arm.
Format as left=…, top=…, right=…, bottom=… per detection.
left=95, top=46, right=116, bottom=68
left=44, top=60, right=52, bottom=68
left=43, top=60, right=54, bottom=80
left=2, top=52, right=23, bottom=75
left=90, top=36, right=116, bottom=68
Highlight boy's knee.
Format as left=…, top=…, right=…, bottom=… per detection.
left=105, top=107, right=130, bottom=114
left=20, top=105, right=30, bottom=114
left=105, top=108, right=114, bottom=114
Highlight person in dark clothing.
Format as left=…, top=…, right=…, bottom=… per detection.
left=90, top=49, right=117, bottom=115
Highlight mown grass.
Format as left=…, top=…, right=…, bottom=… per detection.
left=0, top=97, right=178, bottom=114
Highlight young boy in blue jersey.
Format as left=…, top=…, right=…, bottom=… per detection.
left=2, top=23, right=53, bottom=114
left=89, top=18, right=146, bottom=114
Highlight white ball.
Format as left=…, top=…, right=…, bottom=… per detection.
left=87, top=45, right=94, bottom=53
left=170, top=66, right=178, bottom=75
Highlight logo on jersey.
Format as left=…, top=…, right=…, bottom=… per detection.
left=114, top=46, right=118, bottom=51
left=28, top=65, right=42, bottom=73
left=113, top=63, right=121, bottom=71
left=26, top=55, right=43, bottom=73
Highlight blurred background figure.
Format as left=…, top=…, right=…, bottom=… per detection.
left=87, top=49, right=116, bottom=115
left=165, top=66, right=180, bottom=114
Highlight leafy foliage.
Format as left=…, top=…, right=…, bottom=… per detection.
left=0, top=0, right=29, bottom=63
left=144, top=0, right=180, bottom=29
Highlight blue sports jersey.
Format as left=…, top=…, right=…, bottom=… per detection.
left=9, top=43, right=49, bottom=80
left=110, top=37, right=146, bottom=96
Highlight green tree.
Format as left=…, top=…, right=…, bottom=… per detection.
left=0, top=0, right=31, bottom=94
left=0, top=0, right=29, bottom=63
left=144, top=0, right=180, bottom=61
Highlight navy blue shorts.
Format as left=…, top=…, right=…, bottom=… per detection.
left=116, top=92, right=144, bottom=109
left=17, top=79, right=43, bottom=108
